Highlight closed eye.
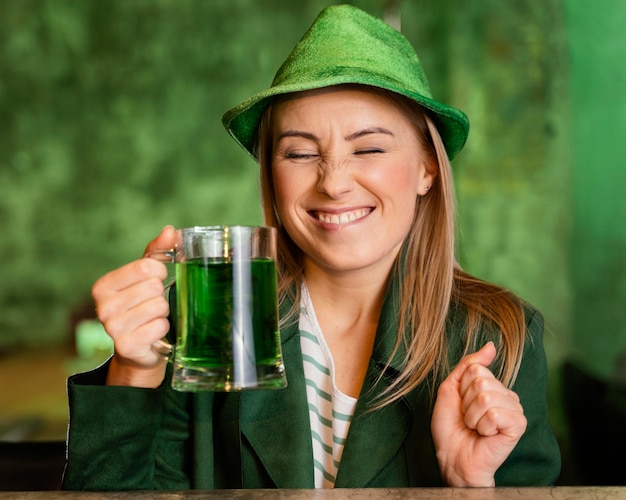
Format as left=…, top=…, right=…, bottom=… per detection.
left=354, top=148, right=385, bottom=155
left=284, top=151, right=319, bottom=160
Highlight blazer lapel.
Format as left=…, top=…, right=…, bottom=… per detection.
left=334, top=362, right=413, bottom=487
left=239, top=320, right=315, bottom=488
left=335, top=278, right=414, bottom=487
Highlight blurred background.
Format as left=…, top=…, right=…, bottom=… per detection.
left=0, top=0, right=624, bottom=488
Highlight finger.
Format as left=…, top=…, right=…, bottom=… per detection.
left=143, top=225, right=177, bottom=257
left=112, top=316, right=172, bottom=360
left=434, top=343, right=497, bottom=416
left=97, top=273, right=166, bottom=319
left=93, top=259, right=168, bottom=305
left=462, top=388, right=524, bottom=434
left=448, top=342, right=497, bottom=389
left=459, top=362, right=496, bottom=396
left=473, top=405, right=527, bottom=439
left=458, top=363, right=513, bottom=410
left=460, top=379, right=519, bottom=419
left=102, top=292, right=170, bottom=340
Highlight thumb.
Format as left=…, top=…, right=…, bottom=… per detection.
left=450, top=341, right=497, bottom=383
left=143, top=225, right=177, bottom=258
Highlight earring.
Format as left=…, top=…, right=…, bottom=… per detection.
left=423, top=185, right=430, bottom=194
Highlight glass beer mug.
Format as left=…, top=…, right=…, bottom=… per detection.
left=149, top=225, right=287, bottom=392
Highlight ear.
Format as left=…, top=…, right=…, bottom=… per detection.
left=418, top=161, right=437, bottom=196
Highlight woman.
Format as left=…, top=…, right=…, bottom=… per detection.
left=63, top=5, right=560, bottom=490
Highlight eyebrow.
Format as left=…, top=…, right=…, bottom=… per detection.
left=276, top=127, right=394, bottom=143
left=276, top=130, right=319, bottom=142
left=345, top=127, right=394, bottom=141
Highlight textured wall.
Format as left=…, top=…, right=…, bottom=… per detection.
left=565, top=0, right=626, bottom=381
left=0, top=0, right=327, bottom=347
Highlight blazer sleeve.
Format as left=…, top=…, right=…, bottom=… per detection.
left=494, top=307, right=562, bottom=486
left=62, top=360, right=193, bottom=491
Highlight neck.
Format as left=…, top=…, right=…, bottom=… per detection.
left=302, top=260, right=392, bottom=337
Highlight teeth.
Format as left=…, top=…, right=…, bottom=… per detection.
left=316, top=209, right=370, bottom=225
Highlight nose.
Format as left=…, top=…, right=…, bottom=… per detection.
left=316, top=159, right=354, bottom=199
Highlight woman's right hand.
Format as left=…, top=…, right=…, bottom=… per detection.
left=92, top=225, right=177, bottom=388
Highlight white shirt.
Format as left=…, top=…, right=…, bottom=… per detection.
left=299, top=284, right=357, bottom=488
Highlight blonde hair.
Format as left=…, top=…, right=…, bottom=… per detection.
left=256, top=86, right=526, bottom=407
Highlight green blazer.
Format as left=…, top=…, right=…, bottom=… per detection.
left=63, top=290, right=561, bottom=491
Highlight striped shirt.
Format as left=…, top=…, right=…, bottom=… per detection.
left=299, top=284, right=357, bottom=488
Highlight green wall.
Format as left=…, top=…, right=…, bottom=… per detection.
left=0, top=0, right=384, bottom=348
left=565, top=0, right=626, bottom=380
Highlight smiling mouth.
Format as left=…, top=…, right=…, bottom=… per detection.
left=311, top=208, right=372, bottom=225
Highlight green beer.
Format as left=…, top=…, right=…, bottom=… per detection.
left=173, top=257, right=283, bottom=390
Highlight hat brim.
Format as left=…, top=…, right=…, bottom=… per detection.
left=222, top=73, right=469, bottom=161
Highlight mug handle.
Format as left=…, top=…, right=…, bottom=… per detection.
left=145, top=248, right=178, bottom=288
left=145, top=248, right=178, bottom=358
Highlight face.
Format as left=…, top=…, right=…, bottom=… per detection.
left=270, top=87, right=435, bottom=279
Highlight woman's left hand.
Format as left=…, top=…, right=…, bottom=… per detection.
left=431, top=342, right=527, bottom=487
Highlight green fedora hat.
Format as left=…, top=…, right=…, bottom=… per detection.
left=222, top=4, right=469, bottom=160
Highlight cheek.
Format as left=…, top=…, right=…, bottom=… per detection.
left=272, top=167, right=306, bottom=220
left=272, top=176, right=290, bottom=220
left=369, top=162, right=421, bottom=199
